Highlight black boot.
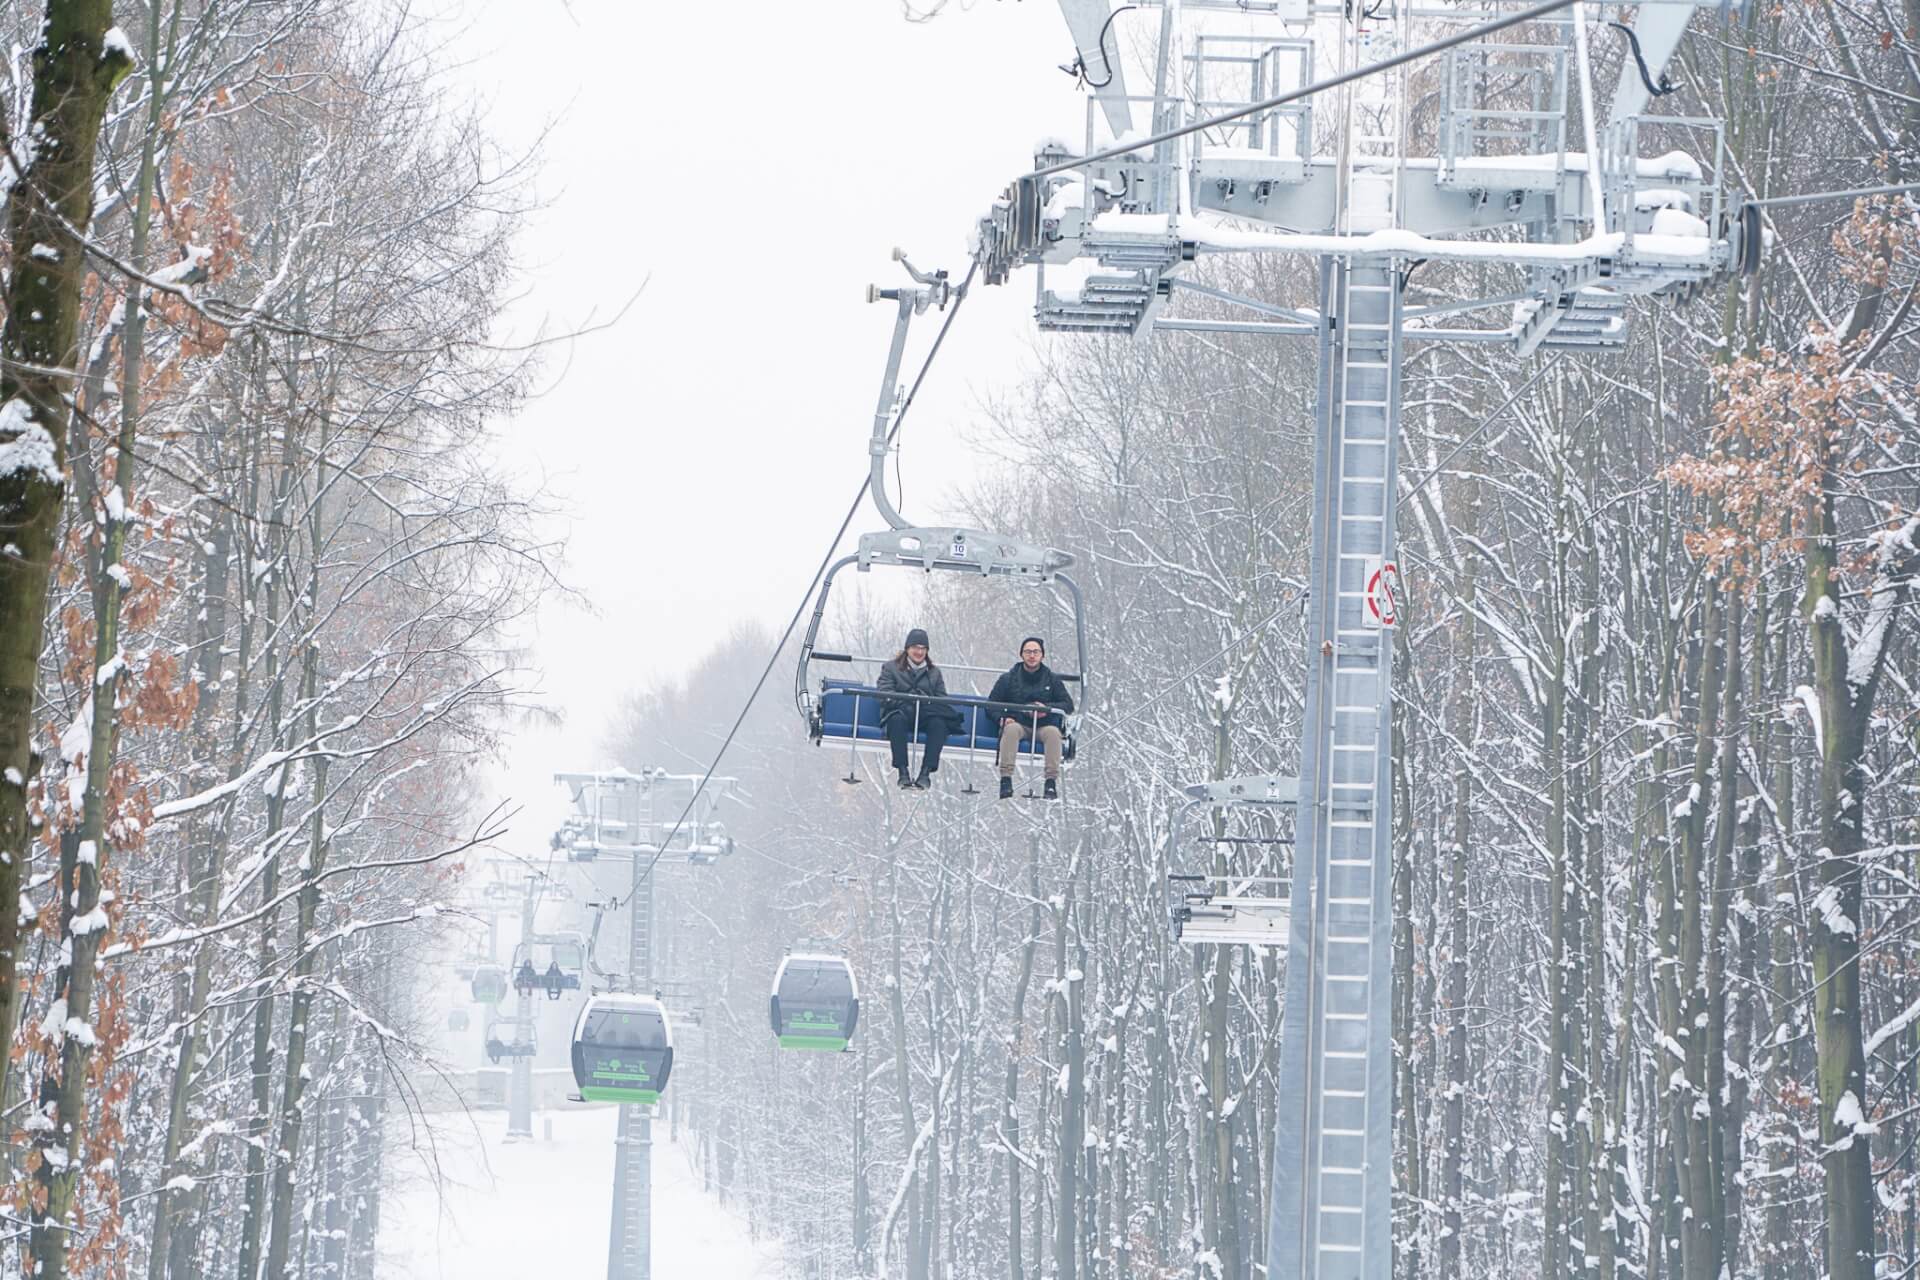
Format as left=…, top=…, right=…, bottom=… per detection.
left=897, top=769, right=915, bottom=789
left=1044, top=778, right=1059, bottom=801
left=998, top=777, right=1014, bottom=800
left=913, top=769, right=932, bottom=790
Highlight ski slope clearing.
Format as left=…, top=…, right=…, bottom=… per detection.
left=379, top=1106, right=785, bottom=1278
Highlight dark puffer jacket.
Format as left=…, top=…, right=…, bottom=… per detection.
left=875, top=660, right=960, bottom=730
left=987, top=662, right=1075, bottom=731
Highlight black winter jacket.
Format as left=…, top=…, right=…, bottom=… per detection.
left=987, top=662, right=1075, bottom=731
left=875, top=661, right=960, bottom=730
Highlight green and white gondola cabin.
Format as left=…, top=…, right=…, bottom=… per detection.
left=570, top=995, right=673, bottom=1104
left=470, top=963, right=508, bottom=1005
left=770, top=954, right=859, bottom=1052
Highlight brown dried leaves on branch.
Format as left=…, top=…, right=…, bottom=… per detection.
left=1666, top=199, right=1913, bottom=590
left=1665, top=340, right=1872, bottom=586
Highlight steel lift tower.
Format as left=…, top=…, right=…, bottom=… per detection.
left=965, top=0, right=1753, bottom=1275
left=553, top=770, right=736, bottom=1280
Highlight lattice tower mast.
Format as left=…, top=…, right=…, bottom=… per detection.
left=964, top=1, right=1743, bottom=1275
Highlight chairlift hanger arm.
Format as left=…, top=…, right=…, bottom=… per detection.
left=795, top=553, right=860, bottom=724
left=866, top=251, right=953, bottom=532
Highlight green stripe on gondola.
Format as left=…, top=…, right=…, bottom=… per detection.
left=580, top=1085, right=661, bottom=1104
left=779, top=1035, right=850, bottom=1052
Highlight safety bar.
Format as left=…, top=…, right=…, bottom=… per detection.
left=810, top=653, right=1084, bottom=682
left=817, top=685, right=1075, bottom=719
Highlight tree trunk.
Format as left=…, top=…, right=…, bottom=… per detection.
left=887, top=859, right=923, bottom=1280
left=1763, top=584, right=1800, bottom=1280
left=1203, top=706, right=1241, bottom=1280
left=147, top=524, right=234, bottom=1280
left=1006, top=834, right=1041, bottom=1280
left=1391, top=621, right=1425, bottom=1279
left=127, top=15, right=207, bottom=1275
left=261, top=736, right=328, bottom=1280
left=237, top=372, right=302, bottom=1280
left=1805, top=495, right=1882, bottom=1280
left=26, top=14, right=152, bottom=1270
left=1439, top=469, right=1478, bottom=1280
left=0, top=0, right=134, bottom=1126
left=1542, top=398, right=1574, bottom=1279
left=853, top=1040, right=871, bottom=1272
left=263, top=564, right=333, bottom=1280
left=1703, top=597, right=1742, bottom=1268
left=1673, top=584, right=1727, bottom=1280
left=1052, top=837, right=1084, bottom=1280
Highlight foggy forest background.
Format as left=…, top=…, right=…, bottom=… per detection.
left=0, top=0, right=1917, bottom=1278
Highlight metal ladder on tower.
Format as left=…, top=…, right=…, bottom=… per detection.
left=1267, top=2, right=1404, bottom=1277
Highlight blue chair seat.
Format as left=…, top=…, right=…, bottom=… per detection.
left=815, top=679, right=1074, bottom=761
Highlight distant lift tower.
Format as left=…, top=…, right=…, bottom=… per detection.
left=966, top=0, right=1750, bottom=1276
left=553, top=770, right=737, bottom=1280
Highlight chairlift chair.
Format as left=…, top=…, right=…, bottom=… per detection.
left=1165, top=776, right=1298, bottom=947
left=770, top=953, right=860, bottom=1052
left=511, top=938, right=584, bottom=1002
left=570, top=994, right=674, bottom=1104
left=548, top=933, right=587, bottom=974
left=793, top=252, right=1093, bottom=789
left=483, top=1016, right=535, bottom=1065
left=797, top=563, right=1090, bottom=786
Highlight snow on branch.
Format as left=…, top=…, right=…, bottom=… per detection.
left=1845, top=513, right=1920, bottom=694
left=1865, top=993, right=1920, bottom=1059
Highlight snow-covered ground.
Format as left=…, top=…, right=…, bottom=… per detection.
left=379, top=1105, right=785, bottom=1278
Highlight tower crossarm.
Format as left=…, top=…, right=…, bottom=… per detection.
left=974, top=0, right=1738, bottom=346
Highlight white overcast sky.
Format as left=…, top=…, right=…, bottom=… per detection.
left=442, top=1, right=1109, bottom=835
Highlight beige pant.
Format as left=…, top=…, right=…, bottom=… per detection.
left=998, top=718, right=1064, bottom=778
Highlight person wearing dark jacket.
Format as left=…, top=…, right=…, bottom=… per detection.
left=875, top=628, right=960, bottom=789
left=987, top=636, right=1074, bottom=800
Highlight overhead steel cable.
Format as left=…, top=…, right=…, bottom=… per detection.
left=1027, top=0, right=1584, bottom=181
left=1742, top=181, right=1920, bottom=210
left=601, top=259, right=981, bottom=911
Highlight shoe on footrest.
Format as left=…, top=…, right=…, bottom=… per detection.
left=1044, top=778, right=1059, bottom=801
left=898, top=770, right=915, bottom=789
left=998, top=777, right=1014, bottom=800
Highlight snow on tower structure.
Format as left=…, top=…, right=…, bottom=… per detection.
left=973, top=1, right=1743, bottom=1276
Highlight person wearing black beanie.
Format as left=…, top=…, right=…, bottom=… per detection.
left=986, top=636, right=1074, bottom=800
left=875, top=627, right=959, bottom=789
